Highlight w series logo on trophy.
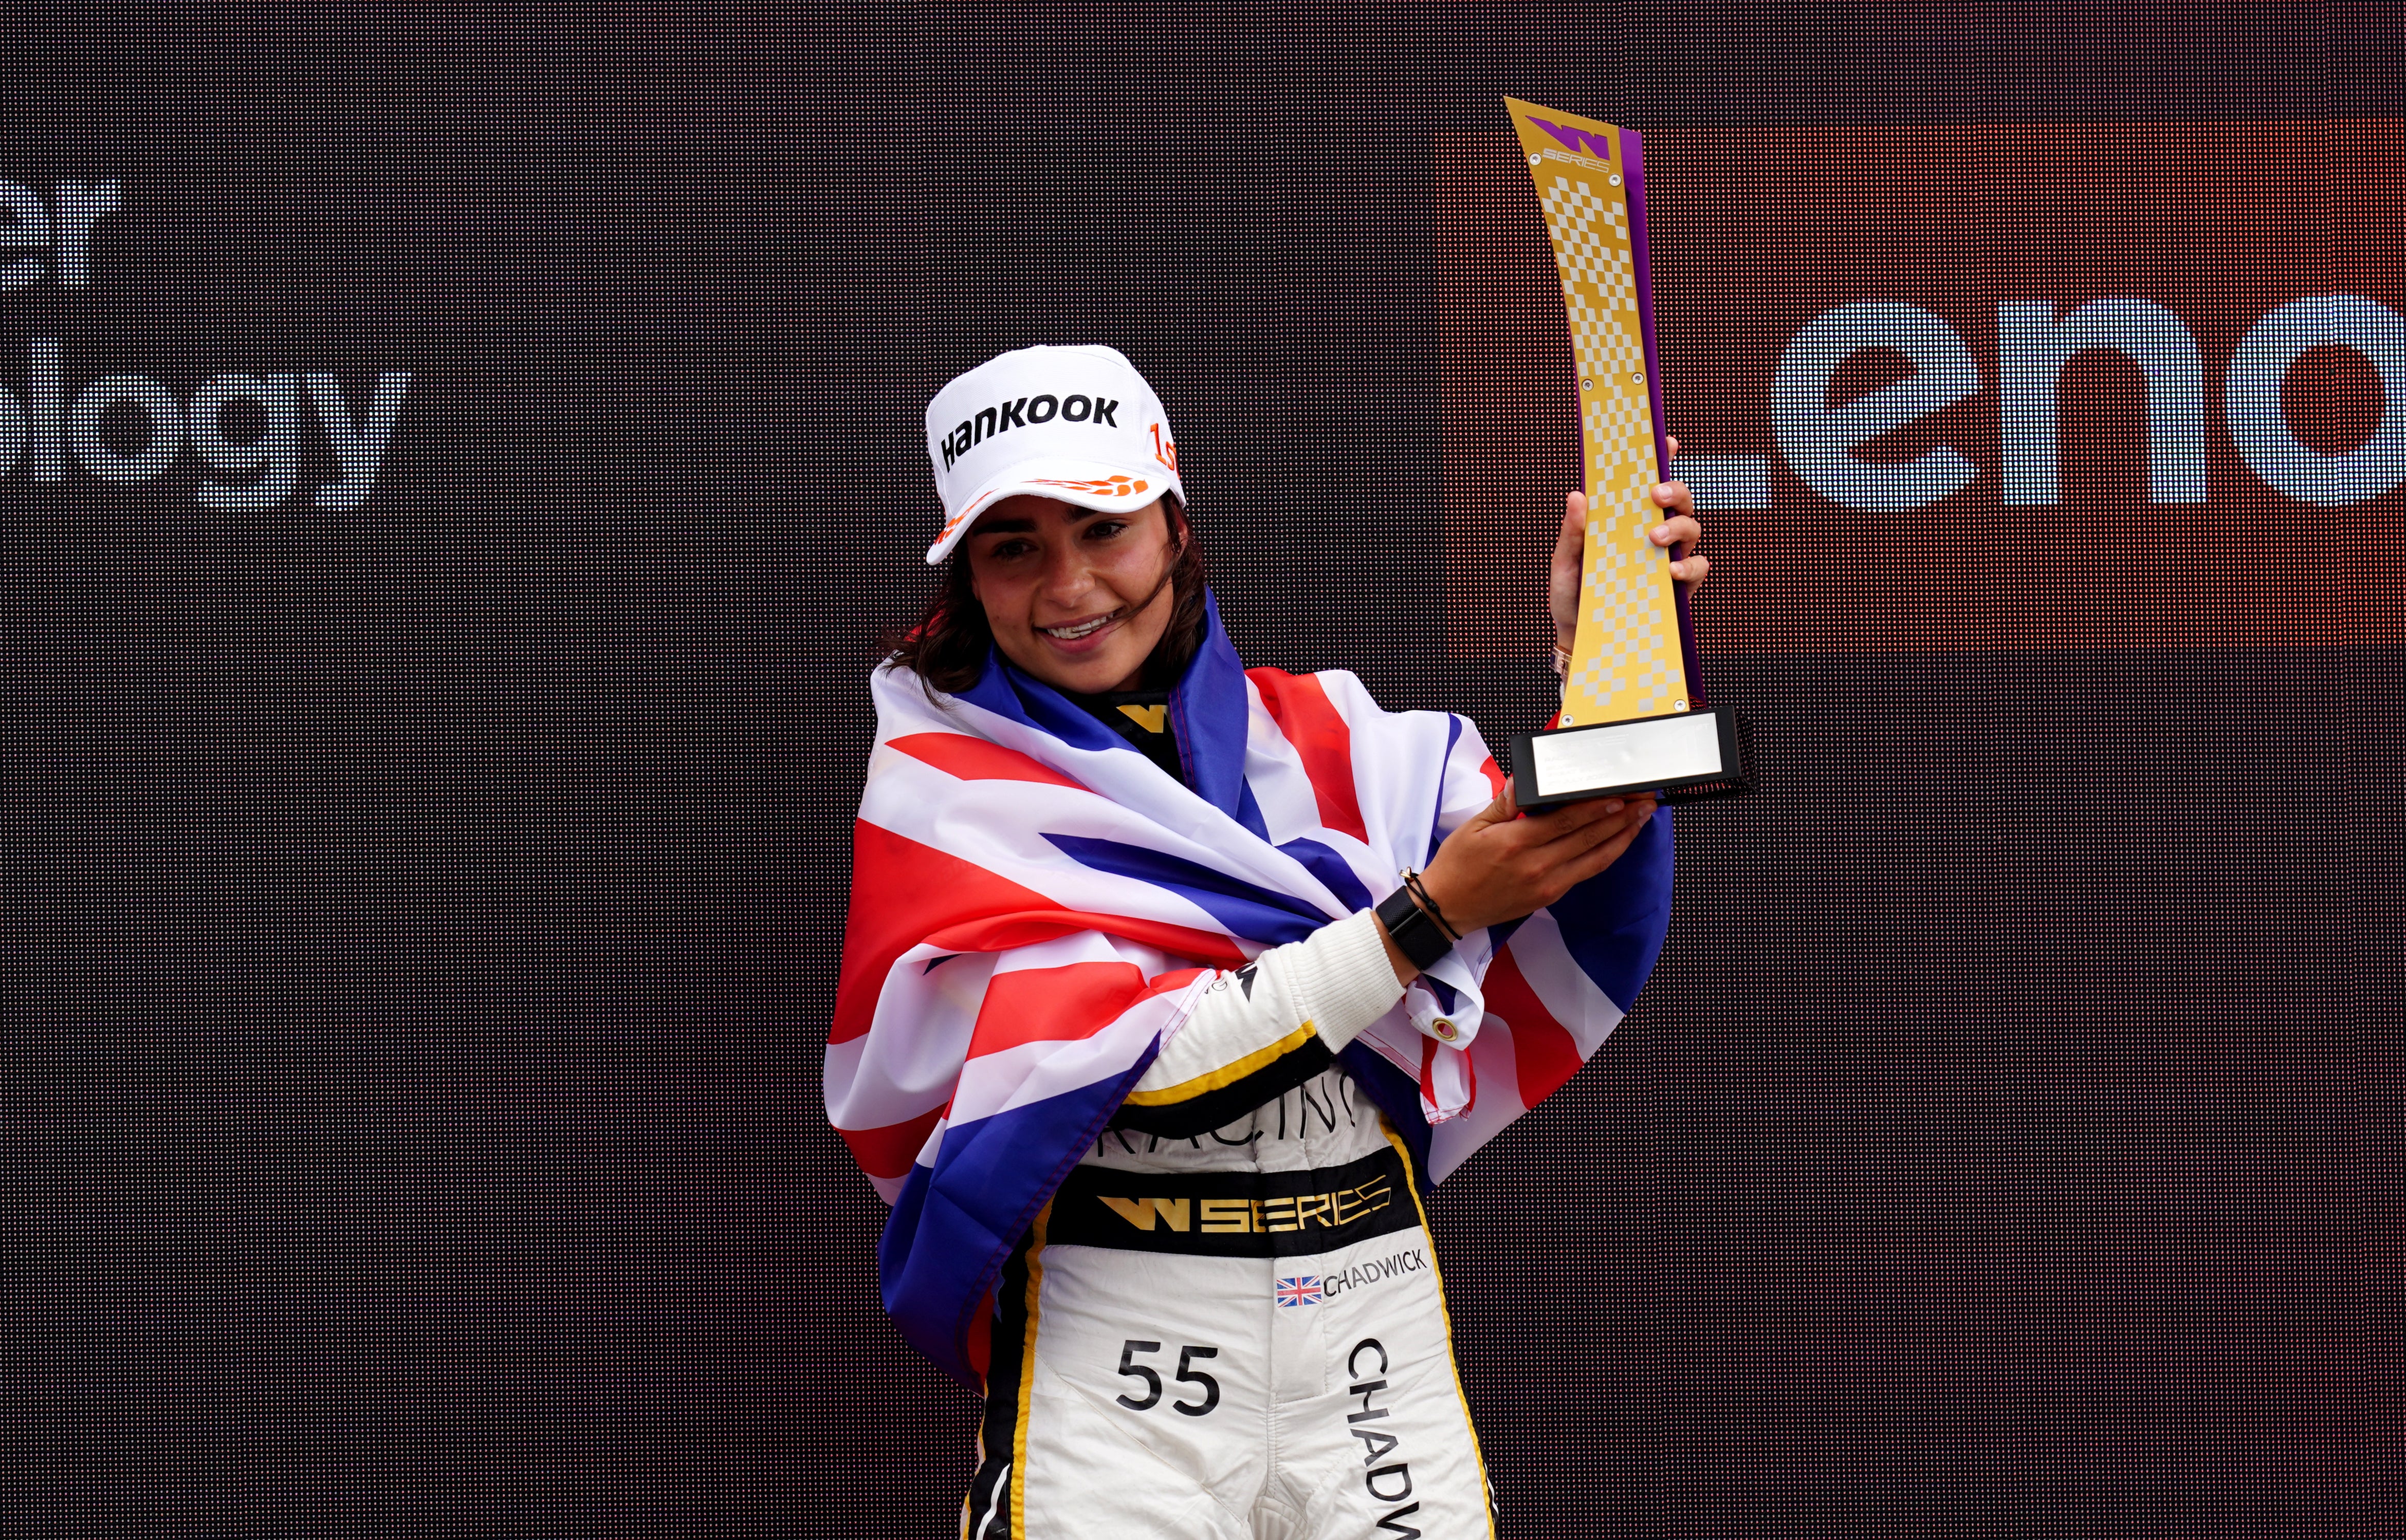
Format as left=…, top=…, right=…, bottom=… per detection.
left=1504, top=97, right=1756, bottom=807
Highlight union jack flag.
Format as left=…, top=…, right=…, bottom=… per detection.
left=1276, top=1276, right=1324, bottom=1308
left=827, top=595, right=1675, bottom=1387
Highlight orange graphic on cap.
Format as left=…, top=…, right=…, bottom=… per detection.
left=1027, top=475, right=1150, bottom=497
left=933, top=474, right=1153, bottom=547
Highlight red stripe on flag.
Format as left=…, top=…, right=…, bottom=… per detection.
left=1247, top=668, right=1369, bottom=842
left=1418, top=1034, right=1474, bottom=1111
left=838, top=1104, right=943, bottom=1181
left=835, top=821, right=1071, bottom=1045
left=1483, top=942, right=1585, bottom=1109
left=1142, top=967, right=1209, bottom=996
left=967, top=960, right=1149, bottom=1058
left=1477, top=754, right=1508, bottom=798
left=888, top=732, right=1088, bottom=790
left=840, top=811, right=1246, bottom=1050
left=923, top=911, right=1247, bottom=969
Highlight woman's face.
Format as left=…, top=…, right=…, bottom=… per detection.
left=964, top=495, right=1179, bottom=695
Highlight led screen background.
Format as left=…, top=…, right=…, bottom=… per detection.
left=7, top=6, right=2390, bottom=1536
left=1441, top=120, right=2401, bottom=658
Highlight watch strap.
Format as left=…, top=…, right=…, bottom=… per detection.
left=1374, top=885, right=1453, bottom=973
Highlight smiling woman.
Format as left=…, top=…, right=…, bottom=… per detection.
left=840, top=342, right=1700, bottom=1539
left=888, top=491, right=1208, bottom=697
left=967, top=496, right=1181, bottom=691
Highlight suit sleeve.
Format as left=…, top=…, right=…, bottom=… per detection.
left=1111, top=907, right=1403, bottom=1138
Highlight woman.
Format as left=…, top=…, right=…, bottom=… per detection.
left=829, top=344, right=1708, bottom=1539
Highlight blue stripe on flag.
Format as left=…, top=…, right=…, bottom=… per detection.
left=1172, top=592, right=1255, bottom=823
left=1546, top=802, right=1676, bottom=1010
left=957, top=648, right=1132, bottom=755
left=1045, top=833, right=1326, bottom=945
left=1337, top=1040, right=1434, bottom=1194
left=881, top=1061, right=1149, bottom=1388
left=1235, top=779, right=1272, bottom=843
left=1278, top=836, right=1373, bottom=913
left=1428, top=715, right=1465, bottom=864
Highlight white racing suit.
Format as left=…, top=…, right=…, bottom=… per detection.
left=962, top=909, right=1496, bottom=1540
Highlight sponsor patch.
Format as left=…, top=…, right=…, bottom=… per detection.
left=1047, top=1145, right=1420, bottom=1258
left=1275, top=1275, right=1323, bottom=1308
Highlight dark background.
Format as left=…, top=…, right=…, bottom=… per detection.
left=6, top=5, right=2392, bottom=1535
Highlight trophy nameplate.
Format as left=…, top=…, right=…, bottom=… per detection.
left=1502, top=97, right=1755, bottom=808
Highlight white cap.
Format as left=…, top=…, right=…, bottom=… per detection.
left=922, top=344, right=1184, bottom=564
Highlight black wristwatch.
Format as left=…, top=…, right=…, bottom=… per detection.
left=1375, top=884, right=1454, bottom=973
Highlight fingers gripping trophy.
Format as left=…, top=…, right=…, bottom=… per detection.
left=1505, top=97, right=1755, bottom=807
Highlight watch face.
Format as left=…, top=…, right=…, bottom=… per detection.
left=1378, top=891, right=1451, bottom=972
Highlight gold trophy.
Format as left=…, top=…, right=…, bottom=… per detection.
left=1503, top=97, right=1754, bottom=806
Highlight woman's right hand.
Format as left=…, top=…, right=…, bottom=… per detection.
left=1551, top=434, right=1710, bottom=655
left=1412, top=780, right=1656, bottom=938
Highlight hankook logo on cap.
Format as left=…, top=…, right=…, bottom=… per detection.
left=936, top=392, right=1122, bottom=471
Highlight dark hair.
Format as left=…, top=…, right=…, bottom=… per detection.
left=884, top=497, right=1207, bottom=698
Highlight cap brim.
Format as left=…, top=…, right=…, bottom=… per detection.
left=925, top=457, right=1178, bottom=564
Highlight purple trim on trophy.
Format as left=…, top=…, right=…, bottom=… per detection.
left=1620, top=126, right=1711, bottom=709
left=1622, top=129, right=1661, bottom=457
left=1623, top=127, right=1667, bottom=480
left=1670, top=539, right=1711, bottom=707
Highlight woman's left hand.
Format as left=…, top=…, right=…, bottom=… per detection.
left=1549, top=434, right=1712, bottom=654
